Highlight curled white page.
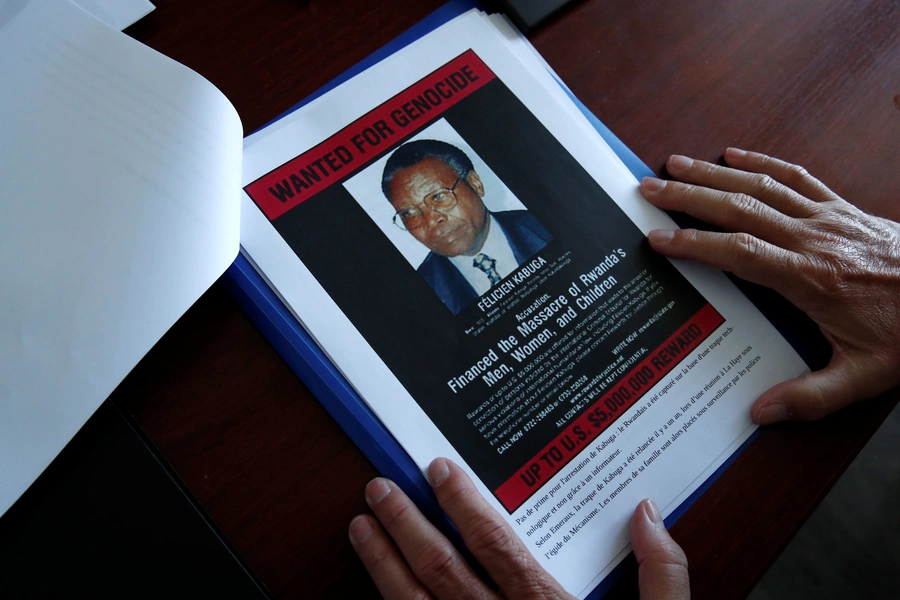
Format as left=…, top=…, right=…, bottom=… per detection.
left=0, top=0, right=243, bottom=517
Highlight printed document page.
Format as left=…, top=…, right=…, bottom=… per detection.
left=0, top=0, right=242, bottom=517
left=239, top=10, right=808, bottom=597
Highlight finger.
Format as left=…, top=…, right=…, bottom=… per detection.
left=640, top=176, right=798, bottom=245
left=427, top=458, right=571, bottom=599
left=630, top=499, right=690, bottom=600
left=349, top=514, right=434, bottom=600
left=752, top=355, right=882, bottom=423
left=365, top=477, right=495, bottom=600
left=647, top=228, right=807, bottom=295
left=722, top=148, right=843, bottom=205
left=662, top=154, right=818, bottom=219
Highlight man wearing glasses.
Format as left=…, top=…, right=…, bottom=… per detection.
left=382, top=139, right=552, bottom=314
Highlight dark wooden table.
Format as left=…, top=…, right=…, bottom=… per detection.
left=118, top=0, right=900, bottom=598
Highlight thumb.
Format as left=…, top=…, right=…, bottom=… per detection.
left=752, top=356, right=873, bottom=424
left=630, top=499, right=690, bottom=600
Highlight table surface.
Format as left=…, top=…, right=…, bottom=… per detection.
left=118, top=0, right=900, bottom=598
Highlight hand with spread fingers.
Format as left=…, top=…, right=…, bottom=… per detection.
left=350, top=458, right=689, bottom=599
left=640, top=149, right=900, bottom=424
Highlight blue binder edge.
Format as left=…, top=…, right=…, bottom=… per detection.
left=224, top=1, right=773, bottom=596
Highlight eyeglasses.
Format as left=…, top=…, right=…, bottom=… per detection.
left=392, top=177, right=462, bottom=231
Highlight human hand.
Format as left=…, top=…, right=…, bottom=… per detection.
left=640, top=149, right=900, bottom=424
left=349, top=457, right=689, bottom=599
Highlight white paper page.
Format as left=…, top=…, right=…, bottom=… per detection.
left=240, top=12, right=808, bottom=597
left=70, top=0, right=155, bottom=30
left=0, top=0, right=243, bottom=517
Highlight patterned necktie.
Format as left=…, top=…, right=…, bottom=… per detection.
left=473, top=253, right=501, bottom=285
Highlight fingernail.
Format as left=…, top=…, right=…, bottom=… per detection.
left=349, top=515, right=374, bottom=545
left=365, top=478, right=391, bottom=505
left=726, top=147, right=747, bottom=158
left=648, top=229, right=675, bottom=244
left=756, top=402, right=791, bottom=425
left=669, top=155, right=693, bottom=171
left=643, top=499, right=663, bottom=526
left=427, top=458, right=451, bottom=488
left=641, top=177, right=666, bottom=192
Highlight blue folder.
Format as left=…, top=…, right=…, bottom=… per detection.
left=223, top=1, right=823, bottom=595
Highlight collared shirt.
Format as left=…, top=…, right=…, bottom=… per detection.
left=448, top=214, right=517, bottom=295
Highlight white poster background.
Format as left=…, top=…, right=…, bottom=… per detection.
left=240, top=10, right=809, bottom=597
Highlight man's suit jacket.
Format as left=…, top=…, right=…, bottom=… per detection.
left=417, top=210, right=552, bottom=314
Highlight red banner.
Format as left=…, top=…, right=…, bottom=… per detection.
left=493, top=303, right=725, bottom=512
left=244, top=50, right=496, bottom=220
